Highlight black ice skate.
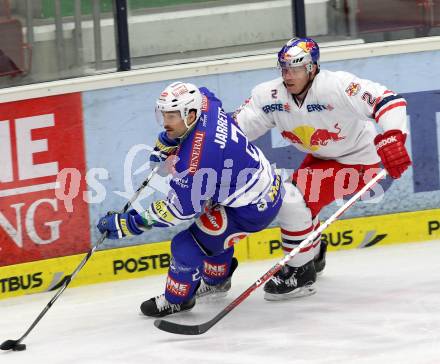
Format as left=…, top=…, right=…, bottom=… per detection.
left=140, top=294, right=195, bottom=317
left=313, top=241, right=328, bottom=276
left=196, top=258, right=238, bottom=300
left=264, top=260, right=316, bottom=301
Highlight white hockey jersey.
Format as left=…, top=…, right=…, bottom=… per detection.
left=235, top=70, right=408, bottom=165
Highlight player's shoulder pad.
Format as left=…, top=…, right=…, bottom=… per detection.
left=316, top=70, right=360, bottom=96
left=317, top=69, right=356, bottom=85
left=199, top=87, right=223, bottom=108
left=251, top=77, right=284, bottom=99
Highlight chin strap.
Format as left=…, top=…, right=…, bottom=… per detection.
left=177, top=117, right=199, bottom=141
left=183, top=116, right=193, bottom=130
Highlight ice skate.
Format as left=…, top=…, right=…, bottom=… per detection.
left=314, top=241, right=328, bottom=276
left=264, top=260, right=316, bottom=301
left=196, top=258, right=238, bottom=300
left=140, top=294, right=195, bottom=317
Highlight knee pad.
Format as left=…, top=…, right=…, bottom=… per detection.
left=278, top=182, right=312, bottom=233
left=171, top=229, right=205, bottom=268
left=278, top=183, right=321, bottom=268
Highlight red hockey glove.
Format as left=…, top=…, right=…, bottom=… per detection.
left=374, top=129, right=412, bottom=179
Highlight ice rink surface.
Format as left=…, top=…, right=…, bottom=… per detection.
left=1, top=241, right=440, bottom=364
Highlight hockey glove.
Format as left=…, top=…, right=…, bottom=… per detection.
left=150, top=131, right=179, bottom=176
left=97, top=210, right=151, bottom=239
left=374, top=129, right=412, bottom=179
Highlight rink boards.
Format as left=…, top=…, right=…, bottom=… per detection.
left=1, top=207, right=439, bottom=299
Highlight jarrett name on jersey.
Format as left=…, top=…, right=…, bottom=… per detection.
left=235, top=70, right=408, bottom=165
left=144, top=87, right=278, bottom=228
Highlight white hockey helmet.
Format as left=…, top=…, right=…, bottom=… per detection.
left=155, top=82, right=203, bottom=128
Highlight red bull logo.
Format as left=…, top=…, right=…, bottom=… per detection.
left=297, top=41, right=315, bottom=53
left=345, top=82, right=361, bottom=96
left=281, top=52, right=293, bottom=62
left=281, top=123, right=345, bottom=151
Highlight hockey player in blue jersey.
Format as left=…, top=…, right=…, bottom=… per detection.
left=97, top=82, right=283, bottom=317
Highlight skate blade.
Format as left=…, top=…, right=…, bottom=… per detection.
left=264, top=285, right=317, bottom=301
left=196, top=290, right=229, bottom=301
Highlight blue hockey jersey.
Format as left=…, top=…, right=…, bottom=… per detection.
left=141, top=87, right=278, bottom=227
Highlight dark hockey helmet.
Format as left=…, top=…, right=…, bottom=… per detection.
left=278, top=37, right=320, bottom=73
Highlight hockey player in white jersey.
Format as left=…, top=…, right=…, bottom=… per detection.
left=233, top=37, right=412, bottom=301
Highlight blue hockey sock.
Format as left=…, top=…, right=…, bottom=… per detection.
left=202, top=247, right=234, bottom=286
left=165, top=258, right=201, bottom=304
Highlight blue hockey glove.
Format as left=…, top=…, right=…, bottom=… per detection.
left=97, top=210, right=150, bottom=239
left=150, top=131, right=179, bottom=175
left=151, top=131, right=179, bottom=160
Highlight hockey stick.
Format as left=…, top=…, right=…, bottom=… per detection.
left=154, top=169, right=387, bottom=335
left=0, top=165, right=160, bottom=352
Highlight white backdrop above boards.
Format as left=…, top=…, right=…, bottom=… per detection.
left=1, top=39, right=440, bottom=260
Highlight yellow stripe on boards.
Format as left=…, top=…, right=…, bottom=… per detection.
left=1, top=209, right=439, bottom=299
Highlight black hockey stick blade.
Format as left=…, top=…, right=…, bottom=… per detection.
left=0, top=339, right=17, bottom=350
left=0, top=339, right=26, bottom=351
left=153, top=171, right=387, bottom=336
left=153, top=268, right=278, bottom=335
left=154, top=319, right=211, bottom=335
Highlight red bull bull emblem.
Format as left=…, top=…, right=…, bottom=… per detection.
left=281, top=123, right=345, bottom=151
left=345, top=82, right=361, bottom=96
left=281, top=52, right=292, bottom=62
left=297, top=41, right=315, bottom=53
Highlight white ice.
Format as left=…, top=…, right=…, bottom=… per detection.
left=1, top=241, right=440, bottom=364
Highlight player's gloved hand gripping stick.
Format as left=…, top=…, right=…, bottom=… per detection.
left=149, top=131, right=179, bottom=177
left=374, top=129, right=411, bottom=179
left=154, top=169, right=387, bottom=335
left=0, top=166, right=159, bottom=352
